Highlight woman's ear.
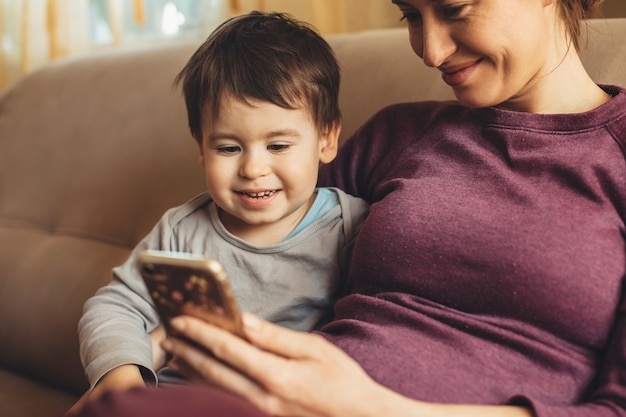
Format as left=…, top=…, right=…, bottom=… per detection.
left=318, top=122, right=341, bottom=164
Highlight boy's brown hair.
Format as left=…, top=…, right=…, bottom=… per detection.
left=175, top=11, right=341, bottom=141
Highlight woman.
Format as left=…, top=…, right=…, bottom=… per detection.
left=68, top=0, right=626, bottom=416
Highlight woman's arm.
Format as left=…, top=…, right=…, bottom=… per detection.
left=162, top=314, right=532, bottom=417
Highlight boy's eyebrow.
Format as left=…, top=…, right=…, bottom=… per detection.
left=207, top=128, right=302, bottom=141
left=265, top=128, right=302, bottom=139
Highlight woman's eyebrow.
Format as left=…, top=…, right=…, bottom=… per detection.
left=392, top=0, right=437, bottom=5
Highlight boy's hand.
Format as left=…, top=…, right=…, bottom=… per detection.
left=66, top=365, right=146, bottom=415
left=150, top=324, right=167, bottom=369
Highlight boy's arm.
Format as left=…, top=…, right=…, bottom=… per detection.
left=72, top=280, right=167, bottom=414
left=67, top=364, right=146, bottom=414
left=78, top=199, right=207, bottom=387
left=77, top=197, right=211, bottom=394
left=79, top=265, right=160, bottom=388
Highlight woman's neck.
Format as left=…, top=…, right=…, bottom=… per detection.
left=497, top=14, right=612, bottom=115
left=499, top=50, right=611, bottom=114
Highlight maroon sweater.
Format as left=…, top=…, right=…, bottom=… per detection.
left=318, top=85, right=626, bottom=417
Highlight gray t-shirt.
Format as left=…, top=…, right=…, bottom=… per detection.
left=79, top=187, right=368, bottom=387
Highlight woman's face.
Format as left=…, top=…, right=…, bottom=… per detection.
left=392, top=0, right=562, bottom=111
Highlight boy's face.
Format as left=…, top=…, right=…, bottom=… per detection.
left=198, top=96, right=339, bottom=244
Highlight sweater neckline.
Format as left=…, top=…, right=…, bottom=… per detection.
left=470, top=85, right=625, bottom=132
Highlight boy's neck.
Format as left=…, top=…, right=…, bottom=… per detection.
left=217, top=194, right=316, bottom=245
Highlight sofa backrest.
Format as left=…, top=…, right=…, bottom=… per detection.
left=0, top=18, right=624, bottom=395
left=0, top=42, right=201, bottom=393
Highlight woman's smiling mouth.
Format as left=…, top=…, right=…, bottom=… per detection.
left=440, top=59, right=483, bottom=87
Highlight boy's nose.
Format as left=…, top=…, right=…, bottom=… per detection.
left=239, top=154, right=270, bottom=179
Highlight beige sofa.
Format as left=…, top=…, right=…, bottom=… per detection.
left=1, top=18, right=625, bottom=417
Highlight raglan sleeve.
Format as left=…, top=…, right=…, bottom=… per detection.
left=319, top=105, right=405, bottom=203
left=78, top=209, right=180, bottom=388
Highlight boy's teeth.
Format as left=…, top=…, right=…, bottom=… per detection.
left=245, top=190, right=276, bottom=198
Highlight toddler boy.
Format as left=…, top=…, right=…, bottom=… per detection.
left=77, top=10, right=368, bottom=398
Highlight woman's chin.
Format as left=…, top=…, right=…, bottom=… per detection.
left=453, top=89, right=503, bottom=109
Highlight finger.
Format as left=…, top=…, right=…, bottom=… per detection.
left=163, top=337, right=266, bottom=396
left=165, top=347, right=233, bottom=387
left=170, top=315, right=278, bottom=360
left=166, top=317, right=366, bottom=417
left=168, top=316, right=296, bottom=386
left=163, top=337, right=280, bottom=413
left=242, top=313, right=329, bottom=359
left=166, top=354, right=202, bottom=382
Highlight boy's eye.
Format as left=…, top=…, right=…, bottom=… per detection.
left=267, top=143, right=290, bottom=153
left=217, top=145, right=241, bottom=154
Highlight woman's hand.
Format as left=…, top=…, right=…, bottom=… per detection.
left=161, top=314, right=533, bottom=417
left=161, top=313, right=402, bottom=417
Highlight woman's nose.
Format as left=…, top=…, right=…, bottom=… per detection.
left=416, top=20, right=456, bottom=68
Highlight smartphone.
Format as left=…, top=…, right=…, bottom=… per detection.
left=137, top=250, right=244, bottom=337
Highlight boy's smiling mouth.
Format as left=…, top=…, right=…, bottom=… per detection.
left=240, top=190, right=279, bottom=199
left=235, top=189, right=281, bottom=210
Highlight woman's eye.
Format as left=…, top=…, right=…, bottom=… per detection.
left=400, top=12, right=421, bottom=24
left=217, top=145, right=240, bottom=154
left=268, top=143, right=290, bottom=153
left=441, top=4, right=469, bottom=19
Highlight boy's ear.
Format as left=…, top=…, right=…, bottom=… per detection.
left=196, top=139, right=206, bottom=167
left=319, top=122, right=341, bottom=164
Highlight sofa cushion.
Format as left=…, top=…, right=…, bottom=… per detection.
left=0, top=43, right=206, bottom=394
left=0, top=369, right=78, bottom=417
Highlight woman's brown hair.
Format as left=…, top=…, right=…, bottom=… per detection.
left=557, top=0, right=605, bottom=50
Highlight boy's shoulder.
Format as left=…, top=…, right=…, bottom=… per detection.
left=321, top=187, right=369, bottom=235
left=162, top=192, right=213, bottom=229
left=326, top=187, right=368, bottom=207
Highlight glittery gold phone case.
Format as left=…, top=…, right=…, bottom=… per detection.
left=138, top=250, right=244, bottom=337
